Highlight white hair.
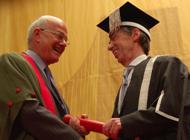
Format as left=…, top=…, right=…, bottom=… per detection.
left=27, top=15, right=64, bottom=45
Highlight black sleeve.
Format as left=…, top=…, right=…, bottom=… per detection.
left=120, top=107, right=177, bottom=138
left=19, top=100, right=82, bottom=140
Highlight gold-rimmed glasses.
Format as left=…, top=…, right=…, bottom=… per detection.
left=40, top=28, right=69, bottom=45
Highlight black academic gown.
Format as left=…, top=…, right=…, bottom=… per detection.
left=177, top=67, right=190, bottom=140
left=111, top=56, right=189, bottom=140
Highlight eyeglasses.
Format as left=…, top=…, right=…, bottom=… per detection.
left=40, top=28, right=69, bottom=45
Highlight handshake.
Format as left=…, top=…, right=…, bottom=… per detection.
left=63, top=114, right=122, bottom=140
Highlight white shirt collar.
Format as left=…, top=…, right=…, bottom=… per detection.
left=129, top=54, right=148, bottom=67
left=123, top=54, right=148, bottom=76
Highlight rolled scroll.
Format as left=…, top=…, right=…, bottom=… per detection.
left=63, top=114, right=104, bottom=133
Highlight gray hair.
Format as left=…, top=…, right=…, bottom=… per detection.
left=115, top=26, right=150, bottom=55
left=27, top=15, right=64, bottom=45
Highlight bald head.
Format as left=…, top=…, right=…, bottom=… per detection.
left=27, top=15, right=66, bottom=45
left=27, top=15, right=68, bottom=65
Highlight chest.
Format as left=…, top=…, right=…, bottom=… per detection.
left=116, top=59, right=164, bottom=116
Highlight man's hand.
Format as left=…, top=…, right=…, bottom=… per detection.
left=69, top=114, right=89, bottom=136
left=102, top=118, right=122, bottom=140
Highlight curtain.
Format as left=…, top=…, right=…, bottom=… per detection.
left=0, top=0, right=190, bottom=139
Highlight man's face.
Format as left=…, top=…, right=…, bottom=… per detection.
left=35, top=21, right=68, bottom=65
left=108, top=29, right=134, bottom=66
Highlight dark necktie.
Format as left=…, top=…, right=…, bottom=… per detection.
left=118, top=66, right=133, bottom=114
left=44, top=67, right=68, bottom=116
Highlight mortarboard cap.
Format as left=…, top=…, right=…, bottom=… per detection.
left=97, top=2, right=159, bottom=39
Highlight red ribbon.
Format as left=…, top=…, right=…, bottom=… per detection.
left=22, top=53, right=57, bottom=115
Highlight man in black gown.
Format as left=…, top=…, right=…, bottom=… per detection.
left=97, top=2, right=190, bottom=140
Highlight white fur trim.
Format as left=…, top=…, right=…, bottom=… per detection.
left=138, top=56, right=158, bottom=110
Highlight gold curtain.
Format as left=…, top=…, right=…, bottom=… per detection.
left=0, top=0, right=190, bottom=139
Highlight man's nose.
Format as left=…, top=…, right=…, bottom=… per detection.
left=59, top=39, right=68, bottom=47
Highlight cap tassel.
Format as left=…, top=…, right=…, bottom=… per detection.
left=109, top=9, right=121, bottom=33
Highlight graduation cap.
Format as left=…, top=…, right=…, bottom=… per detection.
left=97, top=2, right=159, bottom=39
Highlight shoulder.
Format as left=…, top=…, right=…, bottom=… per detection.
left=0, top=53, right=26, bottom=67
left=0, top=52, right=26, bottom=64
left=150, top=55, right=189, bottom=73
left=0, top=52, right=35, bottom=75
left=152, top=55, right=184, bottom=65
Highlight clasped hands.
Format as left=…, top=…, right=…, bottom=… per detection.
left=69, top=115, right=121, bottom=139
left=69, top=114, right=89, bottom=136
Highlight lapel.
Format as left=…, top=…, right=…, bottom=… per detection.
left=112, top=90, right=120, bottom=117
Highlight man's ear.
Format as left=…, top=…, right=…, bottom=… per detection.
left=33, top=28, right=41, bottom=43
left=131, top=28, right=140, bottom=42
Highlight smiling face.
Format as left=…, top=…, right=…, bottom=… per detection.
left=108, top=29, right=134, bottom=66
left=32, top=18, right=68, bottom=65
left=108, top=27, right=144, bottom=66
